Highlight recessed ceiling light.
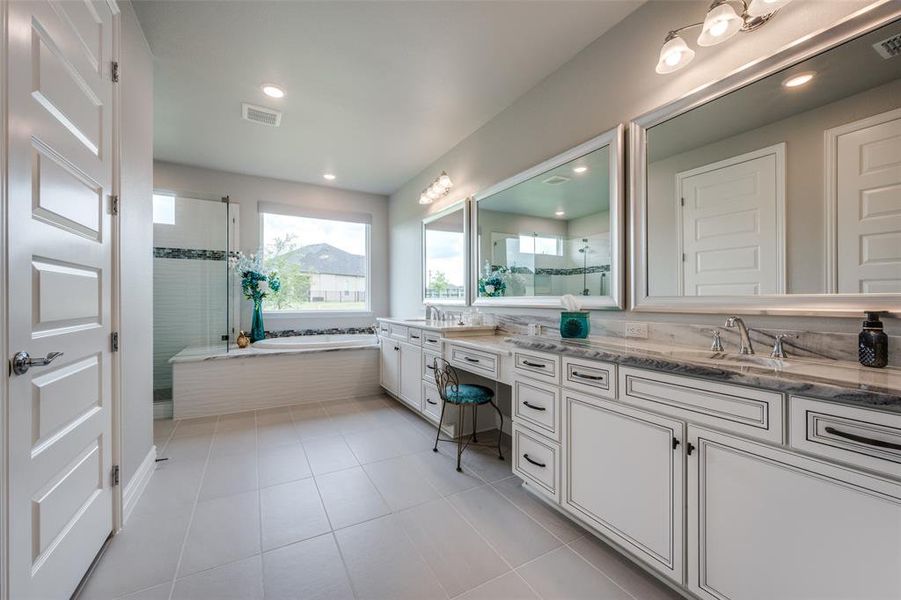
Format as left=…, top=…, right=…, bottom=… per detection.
left=573, top=166, right=588, bottom=174
left=262, top=84, right=286, bottom=98
left=323, top=173, right=336, bottom=181
left=555, top=210, right=566, bottom=217
left=782, top=72, right=815, bottom=88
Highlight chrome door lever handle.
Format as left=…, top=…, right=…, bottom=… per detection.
left=11, top=351, right=63, bottom=375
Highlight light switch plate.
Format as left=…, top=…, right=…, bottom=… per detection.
left=624, top=322, right=649, bottom=339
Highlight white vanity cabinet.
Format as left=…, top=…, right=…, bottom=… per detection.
left=398, top=340, right=423, bottom=412
left=379, top=337, right=400, bottom=396
left=562, top=391, right=684, bottom=583
left=688, top=426, right=901, bottom=600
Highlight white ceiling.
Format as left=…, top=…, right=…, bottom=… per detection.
left=134, top=1, right=642, bottom=195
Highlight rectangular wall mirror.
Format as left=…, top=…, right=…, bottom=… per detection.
left=472, top=126, right=624, bottom=309
left=422, top=200, right=468, bottom=305
left=631, top=11, right=901, bottom=315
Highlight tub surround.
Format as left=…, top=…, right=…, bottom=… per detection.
left=265, top=326, right=377, bottom=338
left=169, top=337, right=379, bottom=364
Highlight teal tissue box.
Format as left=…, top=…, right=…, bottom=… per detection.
left=560, top=311, right=590, bottom=339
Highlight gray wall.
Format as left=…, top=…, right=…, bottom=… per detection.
left=120, top=0, right=155, bottom=488
left=389, top=0, right=899, bottom=335
left=153, top=161, right=390, bottom=331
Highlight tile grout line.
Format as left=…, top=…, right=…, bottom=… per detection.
left=564, top=537, right=646, bottom=600
left=253, top=409, right=264, bottom=597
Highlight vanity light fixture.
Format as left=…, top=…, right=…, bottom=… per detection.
left=655, top=0, right=791, bottom=74
left=419, top=171, right=454, bottom=204
left=261, top=84, right=286, bottom=98
left=572, top=166, right=588, bottom=174
left=782, top=71, right=815, bottom=88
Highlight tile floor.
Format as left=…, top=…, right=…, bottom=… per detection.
left=78, top=394, right=682, bottom=600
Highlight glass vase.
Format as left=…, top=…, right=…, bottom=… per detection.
left=250, top=299, right=265, bottom=342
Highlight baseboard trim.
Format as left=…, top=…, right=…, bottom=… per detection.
left=122, top=445, right=156, bottom=524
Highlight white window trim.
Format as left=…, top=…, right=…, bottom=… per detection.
left=259, top=208, right=372, bottom=315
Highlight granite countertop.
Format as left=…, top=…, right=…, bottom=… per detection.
left=378, top=317, right=497, bottom=335
left=169, top=341, right=379, bottom=364
left=440, top=334, right=516, bottom=356
left=504, top=334, right=901, bottom=413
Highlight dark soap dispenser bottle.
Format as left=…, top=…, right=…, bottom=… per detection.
left=859, top=312, right=888, bottom=368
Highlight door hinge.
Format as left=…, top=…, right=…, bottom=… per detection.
left=111, top=331, right=119, bottom=352
left=111, top=61, right=120, bottom=83
left=111, top=464, right=120, bottom=486
left=110, top=195, right=119, bottom=216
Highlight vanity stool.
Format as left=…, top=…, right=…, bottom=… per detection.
left=432, top=358, right=504, bottom=472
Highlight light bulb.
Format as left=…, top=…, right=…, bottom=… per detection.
left=655, top=34, right=695, bottom=74
left=698, top=3, right=742, bottom=46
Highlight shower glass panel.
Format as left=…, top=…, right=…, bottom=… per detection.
left=152, top=193, right=232, bottom=409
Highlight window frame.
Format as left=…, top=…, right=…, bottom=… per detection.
left=258, top=205, right=373, bottom=317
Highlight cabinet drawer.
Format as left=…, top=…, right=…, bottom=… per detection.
left=389, top=324, right=408, bottom=340
left=513, top=377, right=560, bottom=441
left=407, top=328, right=423, bottom=346
left=448, top=344, right=499, bottom=379
left=563, top=357, right=616, bottom=399
left=619, top=367, right=784, bottom=444
left=790, top=397, right=901, bottom=480
left=378, top=322, right=391, bottom=336
left=422, top=332, right=443, bottom=351
left=513, top=425, right=560, bottom=502
left=422, top=380, right=442, bottom=422
left=513, top=350, right=560, bottom=384
left=422, top=350, right=440, bottom=383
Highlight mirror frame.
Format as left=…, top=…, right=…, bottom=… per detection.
left=470, top=125, right=625, bottom=309
left=629, top=4, right=901, bottom=317
left=421, top=199, right=470, bottom=306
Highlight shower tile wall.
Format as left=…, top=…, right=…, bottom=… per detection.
left=153, top=197, right=229, bottom=402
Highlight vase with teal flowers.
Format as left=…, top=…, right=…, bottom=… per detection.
left=230, top=252, right=281, bottom=343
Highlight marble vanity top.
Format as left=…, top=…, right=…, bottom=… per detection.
left=454, top=333, right=901, bottom=413
left=378, top=317, right=497, bottom=335
left=440, top=334, right=515, bottom=356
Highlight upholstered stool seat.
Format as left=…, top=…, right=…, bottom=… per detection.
left=443, top=384, right=494, bottom=405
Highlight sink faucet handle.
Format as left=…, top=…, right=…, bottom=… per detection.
left=709, top=329, right=724, bottom=352
left=770, top=333, right=796, bottom=359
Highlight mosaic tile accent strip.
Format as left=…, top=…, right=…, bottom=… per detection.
left=154, top=247, right=228, bottom=261
left=264, top=326, right=377, bottom=338
left=489, top=264, right=611, bottom=276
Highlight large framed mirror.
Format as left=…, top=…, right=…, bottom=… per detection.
left=631, top=6, right=901, bottom=316
left=422, top=200, right=469, bottom=305
left=472, top=126, right=624, bottom=309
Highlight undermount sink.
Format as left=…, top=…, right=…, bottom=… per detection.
left=712, top=354, right=792, bottom=370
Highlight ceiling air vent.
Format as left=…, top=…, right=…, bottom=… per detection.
left=542, top=175, right=571, bottom=185
left=242, top=103, right=282, bottom=127
left=872, top=33, right=901, bottom=59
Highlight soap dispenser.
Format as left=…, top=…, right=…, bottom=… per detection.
left=859, top=311, right=888, bottom=368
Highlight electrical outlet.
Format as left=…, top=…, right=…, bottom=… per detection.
left=624, top=322, right=649, bottom=339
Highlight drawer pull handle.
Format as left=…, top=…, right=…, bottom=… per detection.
left=426, top=338, right=438, bottom=343
left=522, top=360, right=547, bottom=368
left=522, top=401, right=546, bottom=412
left=464, top=357, right=480, bottom=363
left=824, top=426, right=901, bottom=451
left=522, top=454, right=546, bottom=468
left=411, top=335, right=420, bottom=339
left=426, top=364, right=435, bottom=370
left=572, top=371, right=605, bottom=381
left=426, top=399, right=438, bottom=405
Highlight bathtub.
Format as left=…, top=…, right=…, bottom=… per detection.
left=252, top=334, right=378, bottom=350
left=169, top=334, right=381, bottom=418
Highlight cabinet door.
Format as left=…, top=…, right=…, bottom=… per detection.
left=688, top=426, right=901, bottom=600
left=562, top=392, right=684, bottom=583
left=399, top=341, right=423, bottom=412
left=379, top=338, right=400, bottom=395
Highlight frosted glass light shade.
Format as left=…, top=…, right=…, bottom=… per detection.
left=747, top=0, right=792, bottom=17
left=698, top=3, right=742, bottom=46
left=656, top=35, right=695, bottom=74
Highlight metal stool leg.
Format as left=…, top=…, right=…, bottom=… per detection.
left=490, top=399, right=504, bottom=460
left=471, top=404, right=478, bottom=443
left=433, top=399, right=447, bottom=453
left=456, top=404, right=465, bottom=472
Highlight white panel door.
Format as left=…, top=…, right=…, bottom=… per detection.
left=835, top=109, right=901, bottom=293
left=562, top=392, right=684, bottom=583
left=678, top=144, right=784, bottom=296
left=399, top=341, right=423, bottom=412
left=7, top=1, right=116, bottom=598
left=379, top=338, right=400, bottom=396
left=688, top=426, right=901, bottom=600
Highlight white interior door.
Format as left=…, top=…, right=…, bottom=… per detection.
left=677, top=144, right=785, bottom=296
left=7, top=1, right=116, bottom=598
left=833, top=109, right=901, bottom=294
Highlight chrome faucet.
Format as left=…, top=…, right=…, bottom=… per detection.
left=724, top=316, right=754, bottom=355
left=425, top=303, right=443, bottom=322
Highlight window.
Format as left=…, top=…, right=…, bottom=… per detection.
left=519, top=234, right=561, bottom=256
left=153, top=194, right=175, bottom=225
left=261, top=211, right=369, bottom=312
